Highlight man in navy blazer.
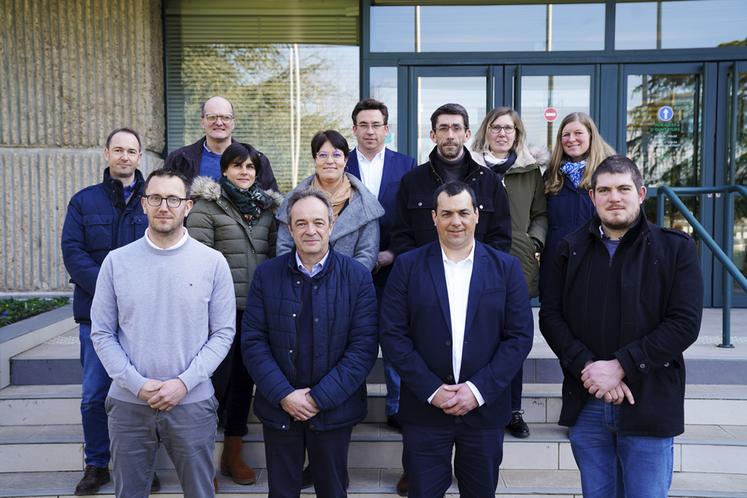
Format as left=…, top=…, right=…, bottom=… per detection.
left=346, top=99, right=416, bottom=423
left=381, top=182, right=533, bottom=498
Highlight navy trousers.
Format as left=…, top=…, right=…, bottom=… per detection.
left=402, top=421, right=504, bottom=498
left=263, top=421, right=352, bottom=498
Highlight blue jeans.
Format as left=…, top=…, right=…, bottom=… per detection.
left=568, top=398, right=673, bottom=498
left=383, top=356, right=400, bottom=417
left=79, top=323, right=112, bottom=467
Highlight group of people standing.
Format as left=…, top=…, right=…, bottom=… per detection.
left=61, top=94, right=703, bottom=498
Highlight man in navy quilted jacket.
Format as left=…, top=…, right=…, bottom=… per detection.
left=242, top=187, right=378, bottom=498
left=61, top=128, right=158, bottom=495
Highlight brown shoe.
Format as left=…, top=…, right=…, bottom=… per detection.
left=220, top=436, right=257, bottom=485
left=396, top=472, right=408, bottom=497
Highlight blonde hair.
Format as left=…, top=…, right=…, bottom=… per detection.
left=472, top=107, right=527, bottom=155
left=545, top=112, right=615, bottom=195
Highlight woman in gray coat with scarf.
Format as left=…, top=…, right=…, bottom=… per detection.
left=276, top=129, right=384, bottom=271
left=187, top=142, right=281, bottom=486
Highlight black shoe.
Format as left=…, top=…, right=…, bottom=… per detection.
left=301, top=464, right=313, bottom=489
left=151, top=472, right=161, bottom=492
left=506, top=410, right=530, bottom=438
left=396, top=472, right=408, bottom=497
left=74, top=465, right=110, bottom=496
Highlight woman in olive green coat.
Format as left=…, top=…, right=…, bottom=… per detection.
left=187, top=142, right=281, bottom=486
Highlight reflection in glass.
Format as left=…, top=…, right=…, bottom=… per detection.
left=417, top=77, right=486, bottom=164
left=627, top=72, right=701, bottom=234
left=370, top=4, right=606, bottom=53
left=370, top=6, right=415, bottom=52
left=626, top=73, right=700, bottom=187
left=169, top=44, right=359, bottom=192
left=616, top=0, right=747, bottom=50
left=733, top=72, right=747, bottom=297
left=369, top=67, right=399, bottom=150
left=519, top=75, right=591, bottom=151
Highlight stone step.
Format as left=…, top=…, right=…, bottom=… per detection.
left=3, top=383, right=747, bottom=427
left=0, top=468, right=745, bottom=498
left=1, top=422, right=746, bottom=475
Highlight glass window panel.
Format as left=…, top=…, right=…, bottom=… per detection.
left=369, top=67, right=399, bottom=150
left=168, top=44, right=359, bottom=192
left=616, top=1, right=747, bottom=50
left=733, top=72, right=747, bottom=298
left=519, top=75, right=591, bottom=151
left=370, top=6, right=416, bottom=52
left=416, top=76, right=486, bottom=164
left=420, top=5, right=547, bottom=52
left=550, top=4, right=605, bottom=51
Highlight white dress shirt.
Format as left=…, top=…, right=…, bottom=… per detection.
left=428, top=243, right=485, bottom=407
left=355, top=147, right=386, bottom=199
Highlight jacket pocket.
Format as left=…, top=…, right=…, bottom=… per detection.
left=83, top=214, right=114, bottom=251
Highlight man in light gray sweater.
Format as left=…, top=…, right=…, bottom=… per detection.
left=91, top=169, right=235, bottom=498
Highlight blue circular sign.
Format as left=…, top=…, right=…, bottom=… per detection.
left=657, top=106, right=674, bottom=122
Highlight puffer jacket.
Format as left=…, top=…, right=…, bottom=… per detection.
left=186, top=176, right=281, bottom=310
left=471, top=144, right=549, bottom=296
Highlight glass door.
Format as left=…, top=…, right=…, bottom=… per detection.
left=732, top=65, right=747, bottom=305
left=515, top=65, right=596, bottom=151
left=408, top=66, right=491, bottom=164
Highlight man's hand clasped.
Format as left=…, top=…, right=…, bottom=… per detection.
left=581, top=359, right=635, bottom=405
left=280, top=388, right=320, bottom=422
left=137, top=378, right=188, bottom=411
left=432, top=383, right=479, bottom=416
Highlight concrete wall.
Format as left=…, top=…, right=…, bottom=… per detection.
left=0, top=0, right=165, bottom=292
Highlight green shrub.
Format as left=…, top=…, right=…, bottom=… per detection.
left=0, top=298, right=70, bottom=328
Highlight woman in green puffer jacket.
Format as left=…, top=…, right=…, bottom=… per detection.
left=471, top=106, right=549, bottom=440
left=187, top=142, right=281, bottom=486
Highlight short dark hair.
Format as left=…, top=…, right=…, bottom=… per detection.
left=286, top=187, right=334, bottom=224
left=200, top=96, right=234, bottom=117
left=220, top=142, right=262, bottom=175
left=352, top=98, right=389, bottom=125
left=144, top=168, right=191, bottom=196
left=311, top=130, right=350, bottom=159
left=430, top=103, right=469, bottom=131
left=432, top=181, right=478, bottom=211
left=591, top=155, right=644, bottom=190
left=106, top=127, right=141, bottom=150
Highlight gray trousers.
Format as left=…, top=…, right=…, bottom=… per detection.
left=105, top=396, right=218, bottom=498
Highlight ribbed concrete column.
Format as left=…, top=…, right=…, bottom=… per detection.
left=0, top=0, right=165, bottom=292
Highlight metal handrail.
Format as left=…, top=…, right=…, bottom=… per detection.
left=656, top=185, right=747, bottom=348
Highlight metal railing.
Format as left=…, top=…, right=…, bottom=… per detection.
left=656, top=185, right=747, bottom=348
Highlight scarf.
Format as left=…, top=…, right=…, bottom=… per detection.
left=483, top=150, right=517, bottom=178
left=312, top=173, right=352, bottom=217
left=219, top=176, right=273, bottom=225
left=560, top=160, right=586, bottom=189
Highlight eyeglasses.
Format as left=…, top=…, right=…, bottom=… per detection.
left=435, top=124, right=465, bottom=133
left=316, top=151, right=345, bottom=161
left=203, top=114, right=234, bottom=124
left=356, top=123, right=386, bottom=131
left=108, top=147, right=139, bottom=157
left=144, top=194, right=189, bottom=208
left=489, top=125, right=516, bottom=135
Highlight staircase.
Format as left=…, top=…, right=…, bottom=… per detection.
left=1, top=308, right=746, bottom=497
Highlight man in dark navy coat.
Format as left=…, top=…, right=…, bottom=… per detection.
left=381, top=182, right=533, bottom=498
left=346, top=98, right=416, bottom=426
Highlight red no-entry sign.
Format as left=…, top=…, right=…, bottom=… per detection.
left=544, top=107, right=558, bottom=122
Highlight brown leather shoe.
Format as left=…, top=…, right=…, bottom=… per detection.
left=220, top=436, right=257, bottom=485
left=396, top=472, right=408, bottom=497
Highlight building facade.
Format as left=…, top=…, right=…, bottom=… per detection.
left=1, top=0, right=746, bottom=307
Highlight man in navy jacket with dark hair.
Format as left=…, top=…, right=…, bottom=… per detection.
left=381, top=181, right=533, bottom=498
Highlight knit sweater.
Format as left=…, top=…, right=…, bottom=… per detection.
left=90, top=233, right=236, bottom=405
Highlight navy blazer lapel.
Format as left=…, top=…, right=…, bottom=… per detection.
left=464, top=242, right=487, bottom=339
left=427, top=243, right=452, bottom=336
left=347, top=150, right=361, bottom=180
left=378, top=148, right=395, bottom=203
